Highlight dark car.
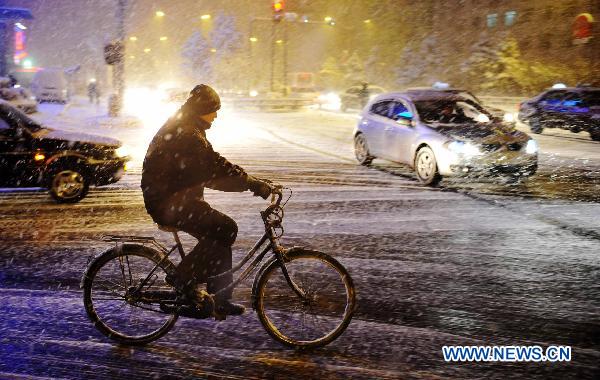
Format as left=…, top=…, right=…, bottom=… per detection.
left=0, top=101, right=129, bottom=202
left=340, top=85, right=386, bottom=112
left=518, top=86, right=600, bottom=141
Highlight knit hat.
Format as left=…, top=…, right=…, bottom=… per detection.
left=182, top=84, right=221, bottom=115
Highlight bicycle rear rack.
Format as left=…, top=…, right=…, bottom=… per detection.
left=100, top=234, right=169, bottom=253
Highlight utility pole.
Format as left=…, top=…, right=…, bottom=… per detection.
left=109, top=0, right=126, bottom=116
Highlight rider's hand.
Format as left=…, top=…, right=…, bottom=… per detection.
left=247, top=176, right=272, bottom=200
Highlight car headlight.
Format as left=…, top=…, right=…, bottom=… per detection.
left=447, top=141, right=482, bottom=156
left=115, top=146, right=130, bottom=158
left=525, top=139, right=538, bottom=154
left=503, top=112, right=515, bottom=122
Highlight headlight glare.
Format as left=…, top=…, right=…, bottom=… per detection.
left=525, top=139, right=538, bottom=154
left=115, top=146, right=130, bottom=158
left=447, top=141, right=481, bottom=156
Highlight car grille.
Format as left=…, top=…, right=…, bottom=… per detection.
left=481, top=143, right=501, bottom=152
left=481, top=142, right=522, bottom=152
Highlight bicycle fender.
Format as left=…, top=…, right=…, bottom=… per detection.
left=79, top=243, right=170, bottom=289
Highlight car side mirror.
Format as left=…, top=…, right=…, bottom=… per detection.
left=396, top=117, right=412, bottom=127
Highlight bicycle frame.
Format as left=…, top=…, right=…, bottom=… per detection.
left=101, top=189, right=306, bottom=304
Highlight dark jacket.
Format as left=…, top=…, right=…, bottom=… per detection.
left=141, top=113, right=249, bottom=215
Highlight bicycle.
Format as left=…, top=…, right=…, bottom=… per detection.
left=81, top=186, right=356, bottom=349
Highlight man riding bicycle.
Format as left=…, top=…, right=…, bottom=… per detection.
left=141, top=84, right=273, bottom=317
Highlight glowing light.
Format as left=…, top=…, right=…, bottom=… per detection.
left=503, top=112, right=515, bottom=122
left=552, top=83, right=567, bottom=89
left=155, top=11, right=165, bottom=17
left=476, top=113, right=491, bottom=123
left=200, top=14, right=211, bottom=20
left=34, top=152, right=45, bottom=161
left=160, top=36, right=168, bottom=41
left=210, top=48, right=217, bottom=53
left=317, top=92, right=342, bottom=110
left=115, top=146, right=130, bottom=158
left=89, top=78, right=96, bottom=83
left=249, top=37, right=258, bottom=42
left=129, top=36, right=137, bottom=41
left=363, top=19, right=371, bottom=24
left=526, top=139, right=538, bottom=154
left=15, top=22, right=27, bottom=30
left=144, top=48, right=151, bottom=53
left=23, top=58, right=33, bottom=69
left=129, top=55, right=135, bottom=59
left=324, top=16, right=332, bottom=22
left=276, top=39, right=283, bottom=44
left=249, top=90, right=259, bottom=97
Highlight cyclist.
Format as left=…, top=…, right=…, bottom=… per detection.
left=141, top=84, right=273, bottom=317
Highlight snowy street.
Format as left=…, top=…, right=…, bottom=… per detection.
left=0, top=101, right=598, bottom=379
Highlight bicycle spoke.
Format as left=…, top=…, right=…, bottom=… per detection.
left=257, top=252, right=354, bottom=347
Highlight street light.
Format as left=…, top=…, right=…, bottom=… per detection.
left=155, top=10, right=165, bottom=17
left=144, top=48, right=151, bottom=53
left=249, top=37, right=258, bottom=42
left=200, top=14, right=211, bottom=20
left=159, top=36, right=168, bottom=41
left=129, top=36, right=137, bottom=41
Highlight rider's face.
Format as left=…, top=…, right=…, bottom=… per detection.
left=199, top=111, right=218, bottom=126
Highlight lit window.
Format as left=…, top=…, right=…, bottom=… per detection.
left=505, top=11, right=517, bottom=26
left=487, top=13, right=498, bottom=28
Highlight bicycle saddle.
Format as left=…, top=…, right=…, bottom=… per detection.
left=157, top=224, right=179, bottom=233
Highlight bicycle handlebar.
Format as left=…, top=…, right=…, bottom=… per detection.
left=270, top=186, right=283, bottom=206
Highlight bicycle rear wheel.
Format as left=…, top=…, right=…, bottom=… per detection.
left=82, top=244, right=179, bottom=345
left=255, top=249, right=356, bottom=349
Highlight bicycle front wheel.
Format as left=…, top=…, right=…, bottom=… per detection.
left=82, top=244, right=179, bottom=345
left=255, top=249, right=356, bottom=349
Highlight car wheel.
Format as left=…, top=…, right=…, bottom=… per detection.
left=529, top=117, right=544, bottom=134
left=48, top=167, right=89, bottom=203
left=589, top=130, right=600, bottom=141
left=354, top=134, right=373, bottom=166
left=414, top=146, right=442, bottom=186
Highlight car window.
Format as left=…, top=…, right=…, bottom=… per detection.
left=370, top=100, right=393, bottom=118
left=0, top=104, right=43, bottom=132
left=581, top=91, right=600, bottom=107
left=0, top=118, right=13, bottom=137
left=540, top=91, right=564, bottom=105
left=561, top=93, right=583, bottom=107
left=390, top=101, right=413, bottom=121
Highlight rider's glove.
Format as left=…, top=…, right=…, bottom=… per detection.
left=247, top=176, right=272, bottom=200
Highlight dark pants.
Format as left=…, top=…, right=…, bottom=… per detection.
left=150, top=190, right=237, bottom=300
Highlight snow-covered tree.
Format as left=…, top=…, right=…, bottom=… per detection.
left=395, top=35, right=440, bottom=88
left=209, top=11, right=245, bottom=91
left=317, top=56, right=343, bottom=90
left=463, top=37, right=576, bottom=95
left=341, top=51, right=366, bottom=86
left=181, top=31, right=213, bottom=83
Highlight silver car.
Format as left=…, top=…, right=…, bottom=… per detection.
left=353, top=91, right=538, bottom=185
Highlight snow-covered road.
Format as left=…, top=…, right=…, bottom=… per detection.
left=0, top=101, right=598, bottom=379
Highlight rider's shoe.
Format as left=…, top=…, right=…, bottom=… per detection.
left=215, top=300, right=246, bottom=316
left=160, top=303, right=211, bottom=319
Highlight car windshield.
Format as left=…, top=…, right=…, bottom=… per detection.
left=582, top=90, right=600, bottom=107
left=0, top=103, right=45, bottom=132
left=414, top=98, right=493, bottom=124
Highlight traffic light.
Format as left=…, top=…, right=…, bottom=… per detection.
left=272, top=0, right=284, bottom=22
